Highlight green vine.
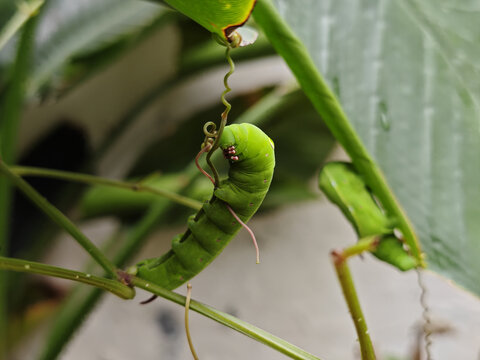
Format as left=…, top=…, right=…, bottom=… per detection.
left=0, top=11, right=40, bottom=357
left=0, top=256, right=134, bottom=299
left=0, top=159, right=118, bottom=278
left=205, top=45, right=235, bottom=187
left=331, top=237, right=379, bottom=360
left=9, top=166, right=202, bottom=211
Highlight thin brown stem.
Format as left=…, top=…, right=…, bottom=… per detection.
left=185, top=283, right=200, bottom=360
left=194, top=145, right=215, bottom=185
left=226, top=204, right=260, bottom=264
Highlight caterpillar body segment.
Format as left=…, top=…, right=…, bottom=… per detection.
left=135, top=124, right=275, bottom=290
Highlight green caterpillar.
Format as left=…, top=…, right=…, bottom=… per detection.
left=132, top=123, right=275, bottom=289
left=319, top=162, right=418, bottom=271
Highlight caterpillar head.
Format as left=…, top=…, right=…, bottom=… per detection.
left=218, top=124, right=249, bottom=163
left=218, top=123, right=275, bottom=169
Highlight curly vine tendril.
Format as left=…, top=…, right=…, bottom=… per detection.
left=205, top=46, right=235, bottom=187
left=203, top=121, right=217, bottom=139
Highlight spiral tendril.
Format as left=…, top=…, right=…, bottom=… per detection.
left=203, top=121, right=217, bottom=138
left=220, top=46, right=234, bottom=121
left=205, top=46, right=235, bottom=187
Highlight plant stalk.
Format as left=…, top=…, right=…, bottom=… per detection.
left=0, top=160, right=118, bottom=278
left=253, top=0, right=423, bottom=264
left=0, top=256, right=134, bottom=299
left=38, top=199, right=181, bottom=360
left=9, top=166, right=202, bottom=211
left=331, top=237, right=379, bottom=360
left=0, top=11, right=40, bottom=358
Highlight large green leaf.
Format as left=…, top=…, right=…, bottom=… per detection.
left=162, top=0, right=256, bottom=39
left=266, top=0, right=480, bottom=296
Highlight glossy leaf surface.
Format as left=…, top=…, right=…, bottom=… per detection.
left=269, top=0, right=480, bottom=296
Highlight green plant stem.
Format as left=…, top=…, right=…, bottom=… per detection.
left=0, top=0, right=44, bottom=52
left=331, top=237, right=379, bottom=360
left=39, top=198, right=184, bottom=360
left=0, top=12, right=40, bottom=358
left=0, top=160, right=117, bottom=278
left=253, top=0, right=423, bottom=265
left=0, top=256, right=134, bottom=299
left=342, top=236, right=380, bottom=258
left=130, top=276, right=322, bottom=360
left=10, top=166, right=202, bottom=211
